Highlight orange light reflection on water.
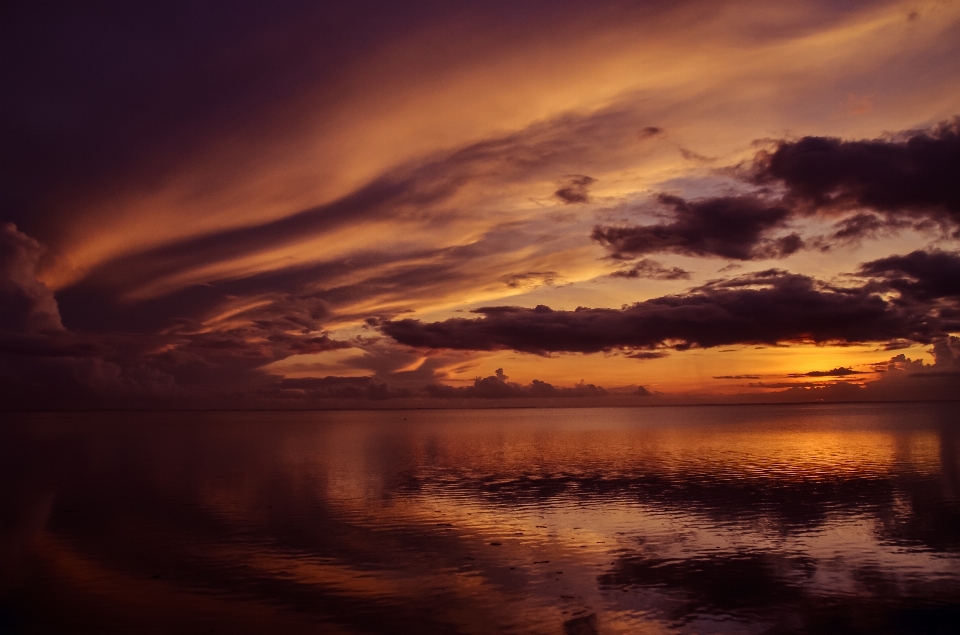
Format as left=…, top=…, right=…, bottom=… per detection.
left=3, top=405, right=958, bottom=634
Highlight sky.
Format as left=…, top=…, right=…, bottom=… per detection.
left=1, top=0, right=959, bottom=408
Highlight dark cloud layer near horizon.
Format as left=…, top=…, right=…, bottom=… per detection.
left=425, top=368, right=607, bottom=399
left=382, top=264, right=955, bottom=354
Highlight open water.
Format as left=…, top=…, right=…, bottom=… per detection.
left=2, top=403, right=959, bottom=634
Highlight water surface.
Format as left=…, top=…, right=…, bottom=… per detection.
left=2, top=403, right=959, bottom=634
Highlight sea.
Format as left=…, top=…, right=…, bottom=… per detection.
left=2, top=403, right=958, bottom=634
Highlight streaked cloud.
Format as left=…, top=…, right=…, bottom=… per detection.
left=1, top=0, right=959, bottom=407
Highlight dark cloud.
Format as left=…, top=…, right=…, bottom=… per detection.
left=822, top=212, right=915, bottom=246
left=1, top=223, right=63, bottom=333
left=788, top=367, right=865, bottom=377
left=500, top=271, right=561, bottom=289
left=0, top=332, right=101, bottom=358
left=424, top=368, right=606, bottom=399
left=593, top=119, right=960, bottom=264
left=0, top=256, right=157, bottom=408
left=910, top=370, right=960, bottom=378
left=0, top=225, right=359, bottom=409
left=857, top=250, right=960, bottom=302
left=554, top=175, right=596, bottom=204
left=610, top=259, right=690, bottom=280
left=754, top=117, right=960, bottom=223
left=382, top=270, right=937, bottom=354
left=713, top=375, right=761, bottom=379
left=167, top=329, right=351, bottom=363
left=678, top=147, right=716, bottom=163
left=592, top=194, right=803, bottom=261
left=881, top=339, right=915, bottom=351
left=931, top=336, right=960, bottom=368
left=777, top=352, right=960, bottom=402
left=625, top=351, right=669, bottom=359
left=56, top=217, right=560, bottom=335
left=335, top=341, right=454, bottom=384
left=748, top=381, right=854, bottom=389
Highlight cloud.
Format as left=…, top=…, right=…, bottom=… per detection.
left=637, top=126, right=663, bottom=139
left=3, top=4, right=959, bottom=410
left=0, top=224, right=359, bottom=408
left=748, top=381, right=856, bottom=389
left=776, top=350, right=960, bottom=401
left=857, top=250, right=960, bottom=302
left=592, top=194, right=803, bottom=261
left=424, top=368, right=607, bottom=399
left=593, top=119, right=960, bottom=264
left=625, top=351, right=669, bottom=359
left=1, top=223, right=63, bottom=333
left=554, top=175, right=596, bottom=204
left=931, top=336, right=960, bottom=367
left=753, top=117, right=960, bottom=223
left=57, top=103, right=659, bottom=307
left=65, top=166, right=469, bottom=302
left=610, top=259, right=691, bottom=280
left=382, top=270, right=940, bottom=354
left=713, top=375, right=761, bottom=379
left=0, top=225, right=144, bottom=408
left=787, top=367, right=865, bottom=377
left=820, top=213, right=917, bottom=247
left=678, top=147, right=716, bottom=163
left=500, top=271, right=561, bottom=289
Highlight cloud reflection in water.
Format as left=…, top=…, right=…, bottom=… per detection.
left=1, top=403, right=958, bottom=634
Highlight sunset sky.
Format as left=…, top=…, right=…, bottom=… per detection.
left=2, top=0, right=959, bottom=408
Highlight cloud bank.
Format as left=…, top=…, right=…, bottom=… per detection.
left=382, top=265, right=953, bottom=354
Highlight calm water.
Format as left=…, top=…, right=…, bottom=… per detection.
left=2, top=403, right=959, bottom=634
